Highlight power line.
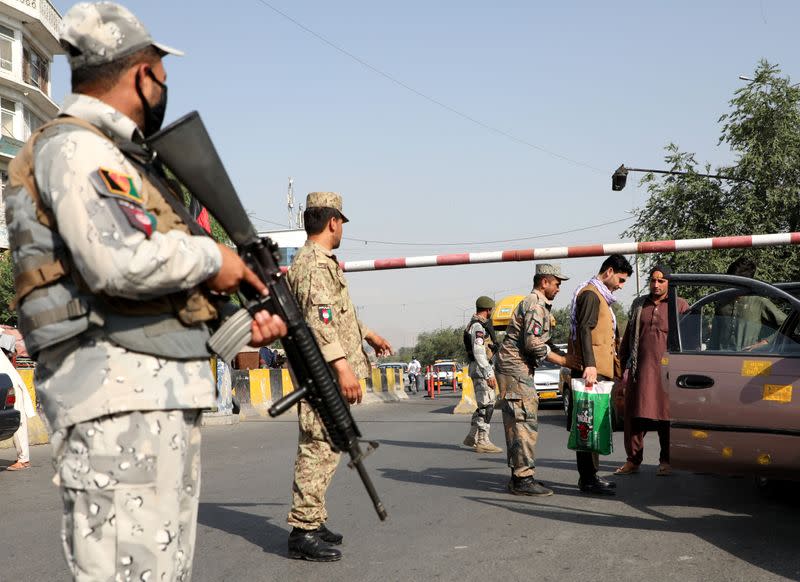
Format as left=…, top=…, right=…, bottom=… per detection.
left=253, top=0, right=604, bottom=173
left=341, top=216, right=634, bottom=247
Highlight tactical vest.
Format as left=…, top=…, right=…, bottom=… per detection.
left=6, top=116, right=218, bottom=359
left=463, top=315, right=497, bottom=362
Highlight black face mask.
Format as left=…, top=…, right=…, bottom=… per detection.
left=135, top=69, right=168, bottom=137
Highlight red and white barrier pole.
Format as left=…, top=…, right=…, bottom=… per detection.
left=427, top=365, right=434, bottom=399
left=336, top=232, right=800, bottom=273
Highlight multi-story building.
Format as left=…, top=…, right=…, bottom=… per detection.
left=0, top=0, right=62, bottom=248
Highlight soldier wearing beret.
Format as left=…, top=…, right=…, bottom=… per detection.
left=4, top=3, right=287, bottom=579
left=461, top=295, right=503, bottom=453
left=285, top=192, right=392, bottom=562
left=494, top=264, right=572, bottom=496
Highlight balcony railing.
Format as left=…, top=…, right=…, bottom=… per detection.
left=10, top=0, right=61, bottom=40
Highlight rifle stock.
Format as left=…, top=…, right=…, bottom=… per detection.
left=146, top=112, right=387, bottom=521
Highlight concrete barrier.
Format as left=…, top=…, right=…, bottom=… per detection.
left=453, top=367, right=477, bottom=414
left=234, top=365, right=409, bottom=419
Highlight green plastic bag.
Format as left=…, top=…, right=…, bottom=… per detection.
left=567, top=379, right=614, bottom=455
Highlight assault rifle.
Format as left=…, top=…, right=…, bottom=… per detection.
left=146, top=112, right=387, bottom=521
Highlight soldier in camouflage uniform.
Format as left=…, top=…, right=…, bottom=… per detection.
left=4, top=4, right=287, bottom=580
left=462, top=296, right=503, bottom=453
left=494, top=264, right=572, bottom=496
left=286, top=192, right=392, bottom=562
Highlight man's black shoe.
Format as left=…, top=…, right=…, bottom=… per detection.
left=596, top=476, right=617, bottom=489
left=317, top=524, right=343, bottom=545
left=287, top=527, right=342, bottom=562
left=578, top=477, right=616, bottom=495
left=508, top=476, right=554, bottom=497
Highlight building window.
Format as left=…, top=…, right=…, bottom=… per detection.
left=23, top=44, right=48, bottom=92
left=0, top=25, right=13, bottom=72
left=1, top=98, right=16, bottom=138
left=23, top=107, right=42, bottom=140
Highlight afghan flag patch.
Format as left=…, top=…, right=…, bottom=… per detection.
left=318, top=306, right=333, bottom=325
left=93, top=167, right=143, bottom=204
left=117, top=199, right=156, bottom=237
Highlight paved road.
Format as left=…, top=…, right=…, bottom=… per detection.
left=2, top=394, right=798, bottom=582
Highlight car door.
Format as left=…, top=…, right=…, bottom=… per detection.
left=666, top=274, right=800, bottom=479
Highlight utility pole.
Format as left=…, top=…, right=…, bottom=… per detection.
left=286, top=177, right=295, bottom=229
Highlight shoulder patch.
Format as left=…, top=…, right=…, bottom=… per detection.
left=318, top=306, right=333, bottom=325
left=475, top=330, right=485, bottom=339
left=91, top=167, right=143, bottom=205
left=117, top=199, right=156, bottom=237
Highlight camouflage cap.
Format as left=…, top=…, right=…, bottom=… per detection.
left=535, top=263, right=570, bottom=280
left=306, top=191, right=349, bottom=222
left=475, top=295, right=495, bottom=310
left=60, top=2, right=184, bottom=69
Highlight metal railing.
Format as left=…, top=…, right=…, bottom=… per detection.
left=10, top=0, right=62, bottom=39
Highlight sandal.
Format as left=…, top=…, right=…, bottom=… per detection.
left=656, top=463, right=672, bottom=476
left=614, top=462, right=639, bottom=475
left=6, top=461, right=31, bottom=471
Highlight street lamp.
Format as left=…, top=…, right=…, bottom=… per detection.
left=611, top=164, right=753, bottom=191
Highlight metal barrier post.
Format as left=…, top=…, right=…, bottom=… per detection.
left=452, top=363, right=457, bottom=392
left=427, top=365, right=434, bottom=399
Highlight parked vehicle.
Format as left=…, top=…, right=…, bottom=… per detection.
left=429, top=360, right=463, bottom=389
left=666, top=274, right=800, bottom=483
left=0, top=373, right=21, bottom=442
left=534, top=359, right=562, bottom=406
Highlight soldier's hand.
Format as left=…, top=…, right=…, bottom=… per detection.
left=248, top=309, right=288, bottom=347
left=207, top=243, right=267, bottom=295
left=487, top=376, right=497, bottom=389
left=333, top=358, right=363, bottom=404
left=564, top=353, right=581, bottom=370
left=365, top=332, right=393, bottom=357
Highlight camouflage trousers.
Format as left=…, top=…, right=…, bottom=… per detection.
left=51, top=409, right=203, bottom=582
left=497, top=372, right=539, bottom=478
left=287, top=401, right=341, bottom=530
left=469, top=368, right=496, bottom=436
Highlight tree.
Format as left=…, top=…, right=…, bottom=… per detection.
left=624, top=60, right=800, bottom=283
left=0, top=252, right=16, bottom=326
left=411, top=327, right=467, bottom=366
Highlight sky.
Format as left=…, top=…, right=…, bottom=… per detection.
left=48, top=0, right=800, bottom=348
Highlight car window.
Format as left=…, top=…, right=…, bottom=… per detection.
left=677, top=285, right=799, bottom=355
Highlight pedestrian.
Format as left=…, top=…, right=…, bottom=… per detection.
left=407, top=355, right=421, bottom=393
left=286, top=192, right=392, bottom=562
left=259, top=345, right=276, bottom=368
left=494, top=264, right=571, bottom=496
left=709, top=257, right=786, bottom=351
left=462, top=296, right=503, bottom=454
left=0, top=334, right=35, bottom=471
left=568, top=254, right=633, bottom=495
left=4, top=3, right=287, bottom=579
left=615, top=265, right=688, bottom=477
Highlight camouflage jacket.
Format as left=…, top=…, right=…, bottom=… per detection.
left=21, top=94, right=219, bottom=430
left=495, top=289, right=553, bottom=378
left=287, top=240, right=371, bottom=379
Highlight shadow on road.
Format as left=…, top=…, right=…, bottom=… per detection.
left=198, top=502, right=288, bottom=557
left=378, top=439, right=469, bottom=452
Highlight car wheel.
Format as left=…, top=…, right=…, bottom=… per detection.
left=563, top=384, right=572, bottom=431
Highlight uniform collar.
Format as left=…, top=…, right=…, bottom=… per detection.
left=533, top=288, right=552, bottom=307
left=306, top=239, right=336, bottom=259
left=61, top=93, right=142, bottom=143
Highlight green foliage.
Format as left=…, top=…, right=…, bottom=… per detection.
left=0, top=252, right=16, bottom=326
left=624, top=60, right=800, bottom=283
left=410, top=327, right=467, bottom=366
